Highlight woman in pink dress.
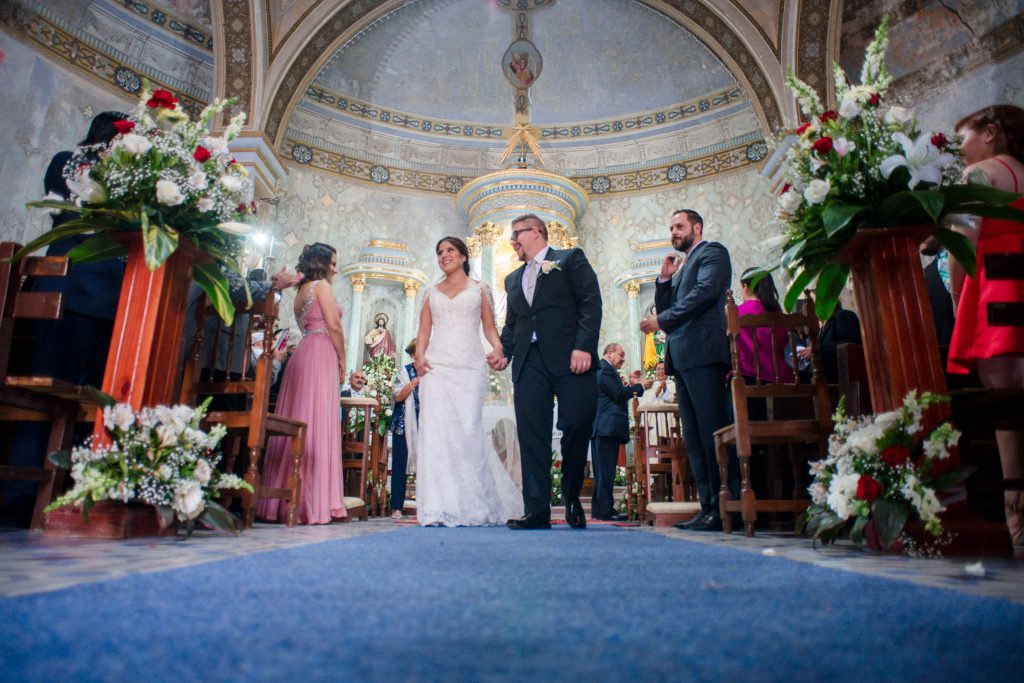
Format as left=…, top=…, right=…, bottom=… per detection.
left=256, top=244, right=348, bottom=524
left=737, top=268, right=795, bottom=386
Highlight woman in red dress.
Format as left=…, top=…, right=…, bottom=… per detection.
left=947, top=104, right=1024, bottom=544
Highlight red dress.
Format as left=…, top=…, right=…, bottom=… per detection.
left=947, top=158, right=1024, bottom=373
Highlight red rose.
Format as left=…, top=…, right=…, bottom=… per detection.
left=857, top=475, right=883, bottom=500
left=882, top=445, right=911, bottom=467
left=867, top=93, right=881, bottom=107
left=554, top=462, right=561, bottom=470
left=250, top=200, right=258, bottom=214
left=113, top=120, right=136, bottom=135
left=237, top=203, right=248, bottom=214
left=193, top=145, right=212, bottom=162
left=811, top=136, right=834, bottom=155
left=796, top=123, right=811, bottom=135
left=146, top=89, right=179, bottom=110
left=781, top=183, right=791, bottom=195
left=931, top=133, right=949, bottom=149
left=819, top=110, right=838, bottom=122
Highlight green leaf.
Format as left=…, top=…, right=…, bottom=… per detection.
left=140, top=212, right=179, bottom=271
left=876, top=191, right=925, bottom=223
left=66, top=233, right=128, bottom=264
left=85, top=385, right=117, bottom=409
left=928, top=465, right=976, bottom=493
left=814, top=261, right=851, bottom=320
left=941, top=183, right=1022, bottom=207
left=949, top=203, right=1024, bottom=224
left=849, top=515, right=869, bottom=544
left=192, top=263, right=235, bottom=326
left=784, top=267, right=820, bottom=313
left=8, top=222, right=111, bottom=261
left=822, top=203, right=865, bottom=237
left=82, top=496, right=94, bottom=523
left=872, top=499, right=910, bottom=550
left=200, top=500, right=241, bottom=535
left=779, top=239, right=808, bottom=270
left=932, top=227, right=976, bottom=278
left=907, top=190, right=944, bottom=222
left=47, top=449, right=71, bottom=468
left=154, top=505, right=177, bottom=532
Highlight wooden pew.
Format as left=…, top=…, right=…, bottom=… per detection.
left=0, top=242, right=97, bottom=529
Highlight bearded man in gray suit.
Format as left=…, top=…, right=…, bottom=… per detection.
left=640, top=209, right=738, bottom=532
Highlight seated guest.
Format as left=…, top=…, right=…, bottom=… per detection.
left=390, top=341, right=421, bottom=519
left=340, top=369, right=369, bottom=434
left=639, top=361, right=676, bottom=405
left=591, top=343, right=648, bottom=521
left=737, top=268, right=795, bottom=385
left=799, top=299, right=861, bottom=384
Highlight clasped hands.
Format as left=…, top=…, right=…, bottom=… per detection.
left=482, top=346, right=592, bottom=374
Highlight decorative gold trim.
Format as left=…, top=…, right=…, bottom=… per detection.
left=368, top=240, right=407, bottom=251
left=403, top=281, right=419, bottom=297
left=350, top=275, right=367, bottom=292
left=623, top=281, right=642, bottom=298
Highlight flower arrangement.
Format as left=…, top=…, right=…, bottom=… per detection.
left=768, top=17, right=1024, bottom=318
left=361, top=353, right=397, bottom=436
left=798, top=391, right=971, bottom=550
left=46, top=396, right=252, bottom=535
left=21, top=80, right=256, bottom=323
left=550, top=454, right=563, bottom=505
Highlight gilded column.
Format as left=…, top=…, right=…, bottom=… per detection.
left=476, top=221, right=500, bottom=292
left=467, top=237, right=482, bottom=279
left=402, top=281, right=419, bottom=365
left=346, top=275, right=366, bottom=374
left=624, top=280, right=642, bottom=371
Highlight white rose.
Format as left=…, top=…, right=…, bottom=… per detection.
left=200, top=136, right=229, bottom=156
left=155, top=180, right=185, bottom=206
left=197, top=197, right=215, bottom=212
left=779, top=190, right=803, bottom=213
left=66, top=173, right=106, bottom=204
left=115, top=133, right=152, bottom=156
left=156, top=424, right=177, bottom=448
left=803, top=179, right=831, bottom=205
left=172, top=481, right=205, bottom=520
left=187, top=169, right=208, bottom=190
left=216, top=221, right=253, bottom=235
left=838, top=98, right=860, bottom=120
left=104, top=403, right=135, bottom=432
left=884, top=106, right=914, bottom=127
left=194, top=459, right=212, bottom=486
left=170, top=405, right=195, bottom=434
left=220, top=175, right=244, bottom=193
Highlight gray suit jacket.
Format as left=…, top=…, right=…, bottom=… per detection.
left=653, top=240, right=732, bottom=375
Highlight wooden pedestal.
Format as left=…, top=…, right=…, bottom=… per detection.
left=838, top=226, right=1012, bottom=556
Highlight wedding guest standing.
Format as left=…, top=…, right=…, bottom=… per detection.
left=257, top=244, right=348, bottom=524
left=946, top=104, right=1024, bottom=544
left=390, top=340, right=421, bottom=520
left=641, top=209, right=737, bottom=532
left=591, top=343, right=647, bottom=521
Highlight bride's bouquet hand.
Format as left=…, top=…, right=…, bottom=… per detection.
left=414, top=353, right=431, bottom=376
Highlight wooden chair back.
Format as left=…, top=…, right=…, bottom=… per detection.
left=179, top=290, right=306, bottom=527
left=340, top=396, right=382, bottom=519
left=837, top=342, right=871, bottom=416
left=0, top=242, right=95, bottom=528
left=714, top=289, right=833, bottom=536
left=633, top=402, right=688, bottom=513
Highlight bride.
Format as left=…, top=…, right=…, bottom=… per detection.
left=413, top=236, right=524, bottom=526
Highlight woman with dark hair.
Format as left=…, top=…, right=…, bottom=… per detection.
left=412, top=236, right=522, bottom=526
left=738, top=268, right=794, bottom=385
left=257, top=244, right=349, bottom=524
left=946, top=104, right=1024, bottom=544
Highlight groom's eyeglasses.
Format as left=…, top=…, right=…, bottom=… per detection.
left=510, top=227, right=534, bottom=242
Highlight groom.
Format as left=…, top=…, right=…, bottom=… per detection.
left=493, top=214, right=602, bottom=529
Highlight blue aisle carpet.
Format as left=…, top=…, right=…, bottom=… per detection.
left=2, top=526, right=1022, bottom=681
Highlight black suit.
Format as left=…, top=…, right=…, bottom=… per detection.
left=654, top=240, right=738, bottom=512
left=591, top=358, right=644, bottom=519
left=500, top=246, right=602, bottom=519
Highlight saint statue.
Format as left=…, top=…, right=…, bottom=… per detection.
left=642, top=304, right=666, bottom=369
left=364, top=312, right=396, bottom=358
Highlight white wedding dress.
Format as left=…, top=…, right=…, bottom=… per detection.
left=416, top=281, right=524, bottom=527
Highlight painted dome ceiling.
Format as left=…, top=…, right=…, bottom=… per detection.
left=282, top=0, right=768, bottom=196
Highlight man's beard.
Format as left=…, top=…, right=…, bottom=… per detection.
left=672, top=233, right=693, bottom=252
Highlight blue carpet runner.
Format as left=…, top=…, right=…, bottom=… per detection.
left=2, top=526, right=1022, bottom=681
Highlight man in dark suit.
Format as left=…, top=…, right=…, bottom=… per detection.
left=496, top=214, right=602, bottom=530
left=591, top=343, right=648, bottom=521
left=640, top=209, right=738, bottom=532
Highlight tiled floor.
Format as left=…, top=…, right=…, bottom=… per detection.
left=1, top=519, right=1022, bottom=602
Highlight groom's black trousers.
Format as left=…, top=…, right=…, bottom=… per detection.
left=513, top=344, right=597, bottom=519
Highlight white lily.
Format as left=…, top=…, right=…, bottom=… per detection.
left=880, top=132, right=955, bottom=189
left=833, top=137, right=856, bottom=157
left=216, top=221, right=253, bottom=235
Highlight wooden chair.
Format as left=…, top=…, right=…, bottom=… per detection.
left=631, top=400, right=699, bottom=526
left=837, top=342, right=872, bottom=416
left=714, top=290, right=833, bottom=536
left=179, top=290, right=306, bottom=528
left=340, top=396, right=384, bottom=520
left=0, top=242, right=96, bottom=529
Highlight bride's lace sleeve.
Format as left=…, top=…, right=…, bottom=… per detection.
left=480, top=281, right=496, bottom=315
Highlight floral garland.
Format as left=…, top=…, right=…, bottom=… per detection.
left=46, top=397, right=252, bottom=535
left=23, top=80, right=256, bottom=324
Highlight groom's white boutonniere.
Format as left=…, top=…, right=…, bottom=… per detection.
left=540, top=260, right=561, bottom=275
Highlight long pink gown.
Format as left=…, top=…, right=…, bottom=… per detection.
left=256, top=281, right=347, bottom=524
